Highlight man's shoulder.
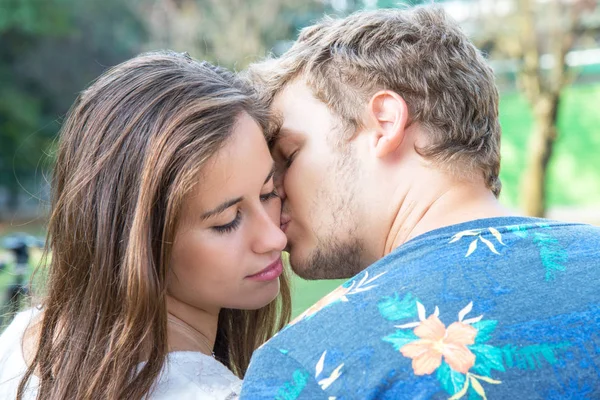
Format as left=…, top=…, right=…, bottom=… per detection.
left=389, top=216, right=600, bottom=263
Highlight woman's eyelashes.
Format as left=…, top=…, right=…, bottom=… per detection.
left=260, top=189, right=279, bottom=202
left=212, top=211, right=242, bottom=234
left=212, top=189, right=279, bottom=234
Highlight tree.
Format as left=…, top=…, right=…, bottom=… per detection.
left=0, top=0, right=73, bottom=212
left=0, top=0, right=147, bottom=218
left=515, top=0, right=597, bottom=217
left=476, top=0, right=598, bottom=217
left=139, top=0, right=329, bottom=69
left=137, top=0, right=429, bottom=69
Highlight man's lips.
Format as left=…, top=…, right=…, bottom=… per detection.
left=280, top=214, right=291, bottom=233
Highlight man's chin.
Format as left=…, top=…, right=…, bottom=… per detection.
left=284, top=247, right=317, bottom=280
left=288, top=238, right=366, bottom=280
left=289, top=264, right=319, bottom=280
left=286, top=251, right=340, bottom=281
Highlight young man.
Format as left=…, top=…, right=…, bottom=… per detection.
left=241, top=6, right=600, bottom=399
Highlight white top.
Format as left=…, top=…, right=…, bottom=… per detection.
left=0, top=309, right=241, bottom=400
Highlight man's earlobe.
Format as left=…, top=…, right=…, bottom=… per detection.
left=368, top=91, right=409, bottom=158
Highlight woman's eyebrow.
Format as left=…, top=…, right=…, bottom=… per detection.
left=200, top=197, right=243, bottom=220
left=200, top=162, right=275, bottom=221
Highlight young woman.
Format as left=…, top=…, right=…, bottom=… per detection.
left=0, top=51, right=291, bottom=399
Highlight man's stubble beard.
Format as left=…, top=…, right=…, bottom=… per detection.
left=293, top=234, right=365, bottom=280
left=290, top=148, right=368, bottom=280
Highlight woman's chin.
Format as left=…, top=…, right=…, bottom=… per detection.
left=238, top=279, right=281, bottom=310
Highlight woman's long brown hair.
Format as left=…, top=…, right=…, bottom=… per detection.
left=17, top=51, right=291, bottom=400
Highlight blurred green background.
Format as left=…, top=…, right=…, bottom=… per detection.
left=1, top=0, right=599, bottom=322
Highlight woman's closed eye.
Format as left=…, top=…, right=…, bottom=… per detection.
left=212, top=211, right=242, bottom=234
left=260, top=189, right=279, bottom=202
left=212, top=189, right=278, bottom=234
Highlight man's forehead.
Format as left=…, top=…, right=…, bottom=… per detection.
left=268, top=108, right=299, bottom=142
left=271, top=78, right=315, bottom=113
left=268, top=80, right=319, bottom=145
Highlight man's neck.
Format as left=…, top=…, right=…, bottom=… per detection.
left=383, top=175, right=511, bottom=255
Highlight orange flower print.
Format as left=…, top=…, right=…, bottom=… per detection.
left=400, top=315, right=477, bottom=375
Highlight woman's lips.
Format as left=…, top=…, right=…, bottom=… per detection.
left=246, top=257, right=283, bottom=282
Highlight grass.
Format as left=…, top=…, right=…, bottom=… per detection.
left=290, top=276, right=346, bottom=317
left=0, top=265, right=13, bottom=294
left=498, top=84, right=600, bottom=208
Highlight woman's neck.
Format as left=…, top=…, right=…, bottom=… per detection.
left=166, top=295, right=219, bottom=356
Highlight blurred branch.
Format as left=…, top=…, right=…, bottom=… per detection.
left=549, top=0, right=588, bottom=96
left=517, top=0, right=542, bottom=104
left=139, top=0, right=324, bottom=69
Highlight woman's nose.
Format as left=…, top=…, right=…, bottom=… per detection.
left=252, top=204, right=287, bottom=254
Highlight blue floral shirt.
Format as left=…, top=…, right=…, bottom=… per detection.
left=241, top=217, right=600, bottom=399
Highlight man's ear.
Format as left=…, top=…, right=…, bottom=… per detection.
left=367, top=90, right=409, bottom=158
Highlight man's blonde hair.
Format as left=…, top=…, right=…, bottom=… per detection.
left=247, top=6, right=502, bottom=196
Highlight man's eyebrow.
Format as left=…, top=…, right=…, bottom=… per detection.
left=200, top=197, right=243, bottom=220
left=278, top=127, right=294, bottom=138
left=271, top=127, right=295, bottom=146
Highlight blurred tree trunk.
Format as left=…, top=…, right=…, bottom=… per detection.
left=521, top=95, right=559, bottom=217
left=517, top=0, right=561, bottom=217
left=517, top=0, right=592, bottom=217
